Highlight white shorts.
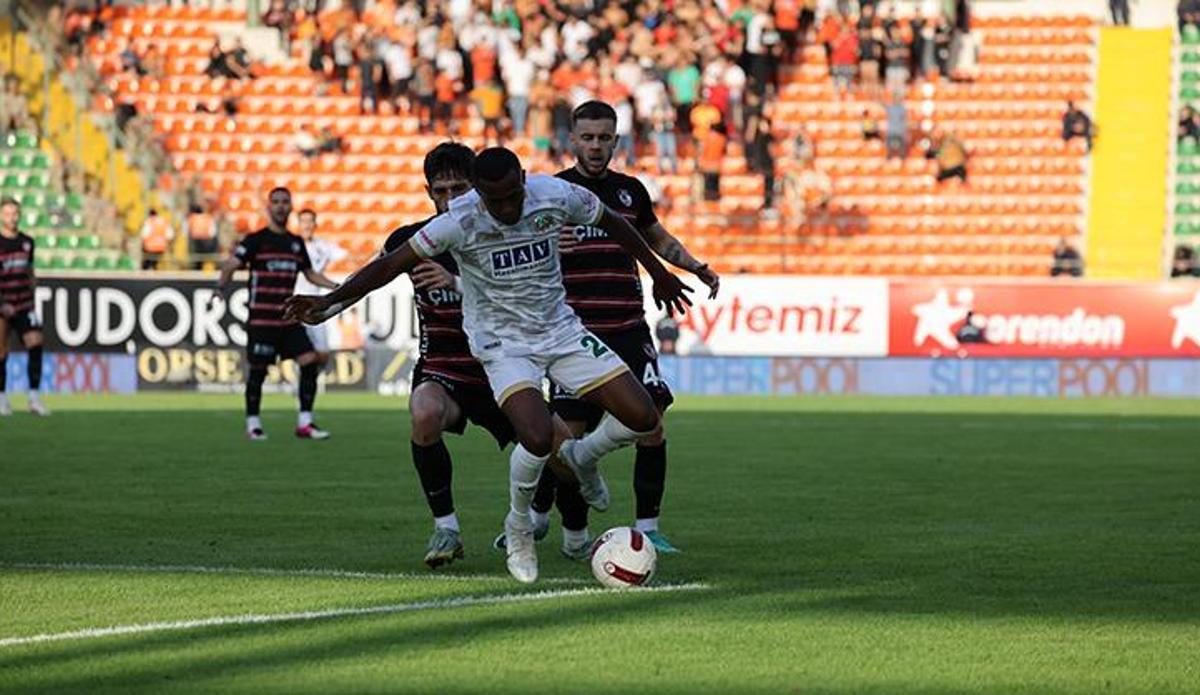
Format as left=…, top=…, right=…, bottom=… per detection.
left=305, top=323, right=330, bottom=353
left=478, top=328, right=629, bottom=406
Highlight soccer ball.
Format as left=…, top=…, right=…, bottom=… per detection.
left=590, top=527, right=657, bottom=589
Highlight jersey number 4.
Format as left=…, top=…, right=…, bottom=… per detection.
left=581, top=335, right=610, bottom=358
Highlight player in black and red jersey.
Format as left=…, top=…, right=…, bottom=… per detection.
left=379, top=143, right=519, bottom=568
left=216, top=187, right=339, bottom=441
left=539, top=100, right=720, bottom=554
left=0, top=197, right=48, bottom=416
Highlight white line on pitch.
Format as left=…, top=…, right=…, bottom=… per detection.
left=0, top=562, right=590, bottom=585
left=0, top=583, right=711, bottom=648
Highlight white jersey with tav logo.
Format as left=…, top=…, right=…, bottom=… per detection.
left=408, top=174, right=604, bottom=356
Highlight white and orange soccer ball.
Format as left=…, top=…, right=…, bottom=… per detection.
left=590, top=527, right=657, bottom=589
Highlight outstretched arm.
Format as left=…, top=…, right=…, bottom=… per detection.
left=284, top=241, right=423, bottom=323
left=640, top=221, right=720, bottom=299
left=215, top=255, right=242, bottom=297
left=302, top=267, right=340, bottom=290
left=595, top=206, right=693, bottom=315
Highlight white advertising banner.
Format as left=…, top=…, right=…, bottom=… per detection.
left=644, top=276, right=890, bottom=357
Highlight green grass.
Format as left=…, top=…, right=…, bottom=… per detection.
left=1, top=393, right=1198, bottom=694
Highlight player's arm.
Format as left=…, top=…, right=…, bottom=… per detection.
left=284, top=241, right=423, bottom=324
left=214, top=254, right=243, bottom=298
left=302, top=267, right=339, bottom=290
left=639, top=221, right=720, bottom=299
left=595, top=206, right=693, bottom=315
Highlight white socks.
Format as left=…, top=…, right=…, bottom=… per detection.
left=28, top=391, right=42, bottom=406
left=246, top=415, right=262, bottom=431
left=434, top=513, right=460, bottom=533
left=635, top=517, right=659, bottom=533
left=510, top=444, right=550, bottom=517
left=298, top=411, right=313, bottom=427
left=573, top=414, right=654, bottom=466
left=563, top=527, right=589, bottom=547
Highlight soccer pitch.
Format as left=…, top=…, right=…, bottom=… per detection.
left=1, top=393, right=1197, bottom=694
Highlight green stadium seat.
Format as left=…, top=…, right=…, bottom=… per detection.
left=1186, top=25, right=1200, bottom=44
left=33, top=233, right=52, bottom=248
left=69, top=255, right=91, bottom=271
left=48, top=255, right=68, bottom=270
left=78, top=235, right=100, bottom=250
left=56, top=234, right=79, bottom=250
left=20, top=210, right=39, bottom=227
left=1181, top=140, right=1199, bottom=156
left=1182, top=87, right=1200, bottom=101
left=1184, top=51, right=1199, bottom=64
left=19, top=191, right=45, bottom=208
left=116, top=255, right=136, bottom=271
left=1184, top=71, right=1200, bottom=83
left=1, top=174, right=21, bottom=189
left=92, top=255, right=115, bottom=271
left=65, top=193, right=84, bottom=211
left=3, top=132, right=37, bottom=149
left=33, top=254, right=50, bottom=270
left=29, top=153, right=48, bottom=169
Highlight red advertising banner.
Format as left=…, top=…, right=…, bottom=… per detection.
left=889, top=280, right=1200, bottom=358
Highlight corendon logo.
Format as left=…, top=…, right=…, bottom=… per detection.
left=679, top=295, right=862, bottom=343
left=911, top=288, right=1125, bottom=350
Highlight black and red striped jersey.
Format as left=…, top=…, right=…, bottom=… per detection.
left=234, top=228, right=312, bottom=328
left=555, top=167, right=659, bottom=335
left=384, top=217, right=489, bottom=386
left=0, top=231, right=35, bottom=314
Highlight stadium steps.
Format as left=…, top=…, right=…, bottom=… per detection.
left=81, top=6, right=1099, bottom=276
left=1085, top=27, right=1172, bottom=279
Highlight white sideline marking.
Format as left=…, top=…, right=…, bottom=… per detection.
left=1, top=562, right=589, bottom=585
left=0, top=582, right=710, bottom=648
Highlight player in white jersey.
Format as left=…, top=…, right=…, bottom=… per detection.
left=285, top=147, right=696, bottom=583
left=294, top=208, right=348, bottom=365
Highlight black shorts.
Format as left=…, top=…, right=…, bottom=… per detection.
left=551, top=322, right=673, bottom=430
left=3, top=310, right=42, bottom=338
left=246, top=325, right=314, bottom=366
left=413, top=362, right=515, bottom=449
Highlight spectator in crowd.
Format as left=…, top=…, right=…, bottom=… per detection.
left=949, top=26, right=979, bottom=82
left=204, top=38, right=251, bottom=80
left=883, top=24, right=910, bottom=96
left=1062, top=101, right=1094, bottom=151
left=668, top=54, right=702, bottom=140
left=331, top=30, right=354, bottom=92
left=782, top=146, right=832, bottom=220
left=698, top=120, right=728, bottom=203
left=263, top=0, right=294, bottom=53
left=528, top=75, right=555, bottom=164
left=1182, top=1, right=1200, bottom=33
left=747, top=114, right=776, bottom=209
left=885, top=95, right=908, bottom=159
left=0, top=76, right=32, bottom=139
left=412, top=59, right=436, bottom=132
left=382, top=34, right=413, bottom=111
left=142, top=44, right=164, bottom=78
left=934, top=17, right=954, bottom=77
left=859, top=27, right=883, bottom=99
left=502, top=47, right=535, bottom=136
left=829, top=22, right=858, bottom=98
left=1172, top=244, right=1197, bottom=277
left=655, top=315, right=680, bottom=355
left=356, top=33, right=382, bottom=114
left=1110, top=0, right=1131, bottom=26
left=294, top=125, right=320, bottom=158
left=119, top=39, right=146, bottom=76
left=862, top=108, right=881, bottom=140
left=650, top=94, right=678, bottom=175
left=139, top=208, right=173, bottom=270
left=317, top=126, right=345, bottom=155
left=955, top=312, right=988, bottom=344
left=433, top=68, right=461, bottom=135
left=187, top=205, right=218, bottom=261
left=1051, top=237, right=1084, bottom=277
left=1179, top=105, right=1200, bottom=142
left=613, top=97, right=636, bottom=168
left=930, top=131, right=968, bottom=184
left=470, top=77, right=506, bottom=145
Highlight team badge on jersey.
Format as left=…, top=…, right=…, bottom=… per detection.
left=534, top=214, right=556, bottom=232
left=618, top=189, right=633, bottom=207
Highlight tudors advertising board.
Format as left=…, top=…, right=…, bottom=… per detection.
left=31, top=274, right=418, bottom=390
left=32, top=274, right=416, bottom=352
left=889, top=280, right=1200, bottom=358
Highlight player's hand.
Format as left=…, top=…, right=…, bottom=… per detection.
left=558, top=227, right=581, bottom=253
left=283, top=294, right=331, bottom=325
left=651, top=272, right=693, bottom=317
left=410, top=261, right=455, bottom=291
left=695, top=264, right=720, bottom=299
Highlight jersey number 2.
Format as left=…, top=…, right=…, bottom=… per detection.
left=581, top=335, right=610, bottom=358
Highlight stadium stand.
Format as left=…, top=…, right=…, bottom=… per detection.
left=1174, top=22, right=1200, bottom=275
left=73, top=3, right=1098, bottom=276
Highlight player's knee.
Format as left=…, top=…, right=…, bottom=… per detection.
left=248, top=366, right=268, bottom=385
left=519, top=424, right=555, bottom=458
left=410, top=402, right=446, bottom=444
left=638, top=421, right=665, bottom=445
left=624, top=400, right=660, bottom=435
